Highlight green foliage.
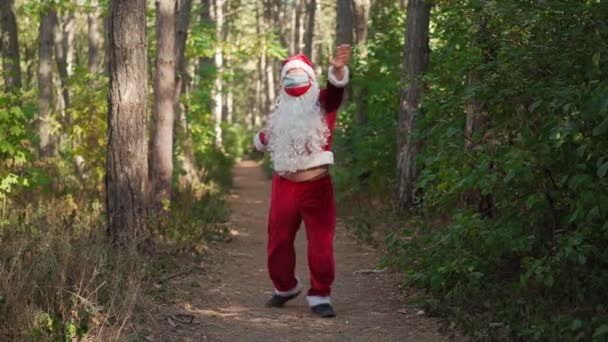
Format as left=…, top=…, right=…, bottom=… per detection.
left=0, top=93, right=34, bottom=200
left=337, top=0, right=608, bottom=340
left=333, top=0, right=405, bottom=201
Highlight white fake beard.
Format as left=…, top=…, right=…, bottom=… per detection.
left=266, top=82, right=329, bottom=173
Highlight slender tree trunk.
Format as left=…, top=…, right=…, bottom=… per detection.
left=353, top=0, right=370, bottom=125
left=303, top=0, right=315, bottom=58
left=0, top=0, right=21, bottom=93
left=150, top=0, right=177, bottom=208
left=336, top=0, right=353, bottom=45
left=55, top=13, right=70, bottom=112
left=173, top=0, right=199, bottom=189
left=38, top=6, right=57, bottom=158
left=397, top=0, right=431, bottom=210
left=353, top=0, right=370, bottom=45
left=88, top=0, right=103, bottom=74
left=107, top=0, right=150, bottom=247
left=212, top=0, right=224, bottom=147
left=295, top=0, right=305, bottom=53
left=464, top=3, right=493, bottom=217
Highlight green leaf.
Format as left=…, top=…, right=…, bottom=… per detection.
left=598, top=160, right=608, bottom=178
left=593, top=116, right=608, bottom=136
left=528, top=100, right=542, bottom=113
left=593, top=324, right=608, bottom=338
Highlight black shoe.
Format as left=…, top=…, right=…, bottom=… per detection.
left=311, top=303, right=336, bottom=318
left=265, top=291, right=301, bottom=308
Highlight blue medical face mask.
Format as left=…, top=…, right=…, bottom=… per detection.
left=282, top=73, right=310, bottom=88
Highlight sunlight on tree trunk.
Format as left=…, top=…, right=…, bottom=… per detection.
left=38, top=5, right=57, bottom=158
left=151, top=0, right=177, bottom=208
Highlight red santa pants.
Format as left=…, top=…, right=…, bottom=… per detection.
left=267, top=173, right=336, bottom=302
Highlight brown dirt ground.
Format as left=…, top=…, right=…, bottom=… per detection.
left=141, top=161, right=465, bottom=342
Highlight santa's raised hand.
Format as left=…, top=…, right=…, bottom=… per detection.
left=330, top=44, right=352, bottom=80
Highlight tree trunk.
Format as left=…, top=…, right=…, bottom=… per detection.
left=213, top=0, right=224, bottom=147
left=107, top=0, right=150, bottom=247
left=88, top=0, right=103, bottom=73
left=55, top=13, right=70, bottom=112
left=353, top=0, right=370, bottom=46
left=0, top=0, right=21, bottom=93
left=353, top=0, right=370, bottom=125
left=396, top=0, right=431, bottom=210
left=303, top=0, right=315, bottom=58
left=174, top=0, right=200, bottom=189
left=336, top=0, right=353, bottom=45
left=151, top=0, right=177, bottom=208
left=38, top=6, right=57, bottom=158
left=464, top=3, right=493, bottom=217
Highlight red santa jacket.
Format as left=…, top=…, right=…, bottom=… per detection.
left=254, top=66, right=349, bottom=172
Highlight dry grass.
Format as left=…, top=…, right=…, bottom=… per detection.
left=0, top=196, right=149, bottom=341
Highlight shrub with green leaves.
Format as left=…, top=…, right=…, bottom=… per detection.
left=337, top=0, right=608, bottom=340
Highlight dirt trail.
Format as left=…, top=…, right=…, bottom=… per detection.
left=143, top=161, right=459, bottom=341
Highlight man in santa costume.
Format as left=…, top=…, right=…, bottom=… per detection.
left=253, top=45, right=351, bottom=318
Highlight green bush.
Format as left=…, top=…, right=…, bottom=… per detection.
left=337, top=1, right=608, bottom=340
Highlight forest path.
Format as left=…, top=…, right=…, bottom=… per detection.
left=143, top=161, right=458, bottom=341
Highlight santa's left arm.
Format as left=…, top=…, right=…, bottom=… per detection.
left=324, top=44, right=352, bottom=112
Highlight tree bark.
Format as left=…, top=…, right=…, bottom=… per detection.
left=38, top=6, right=57, bottom=158
left=54, top=12, right=71, bottom=112
left=396, top=0, right=431, bottom=210
left=213, top=0, right=224, bottom=147
left=352, top=0, right=370, bottom=46
left=173, top=0, right=200, bottom=189
left=151, top=0, right=177, bottom=207
left=336, top=0, right=353, bottom=45
left=88, top=0, right=103, bottom=73
left=0, top=0, right=21, bottom=93
left=353, top=0, right=370, bottom=125
left=303, top=0, right=315, bottom=58
left=107, top=0, right=150, bottom=247
left=464, top=3, right=493, bottom=217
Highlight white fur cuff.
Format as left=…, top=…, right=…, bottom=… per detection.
left=328, top=66, right=349, bottom=88
left=275, top=278, right=301, bottom=297
left=307, top=295, right=331, bottom=307
left=253, top=132, right=266, bottom=152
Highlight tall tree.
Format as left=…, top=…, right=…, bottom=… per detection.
left=303, top=0, right=315, bottom=58
left=396, top=0, right=431, bottom=210
left=88, top=0, right=103, bottom=73
left=213, top=0, right=224, bottom=147
left=0, top=0, right=21, bottom=93
left=150, top=0, right=177, bottom=207
left=107, top=0, right=150, bottom=246
left=54, top=12, right=72, bottom=111
left=464, top=2, right=493, bottom=217
left=352, top=0, right=370, bottom=45
left=38, top=4, right=57, bottom=158
left=353, top=0, right=370, bottom=124
left=336, top=0, right=353, bottom=45
left=173, top=0, right=200, bottom=189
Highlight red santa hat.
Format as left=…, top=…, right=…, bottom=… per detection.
left=281, top=54, right=316, bottom=82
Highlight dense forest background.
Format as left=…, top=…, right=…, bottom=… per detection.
left=1, top=0, right=607, bottom=340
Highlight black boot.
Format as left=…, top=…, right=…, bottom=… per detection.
left=311, top=303, right=336, bottom=318
left=265, top=291, right=301, bottom=308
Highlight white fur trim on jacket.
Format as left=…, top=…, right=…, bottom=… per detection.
left=275, top=151, right=334, bottom=174
left=253, top=132, right=267, bottom=152
left=274, top=278, right=301, bottom=297
left=328, top=66, right=349, bottom=88
left=281, top=60, right=316, bottom=82
left=307, top=295, right=331, bottom=307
